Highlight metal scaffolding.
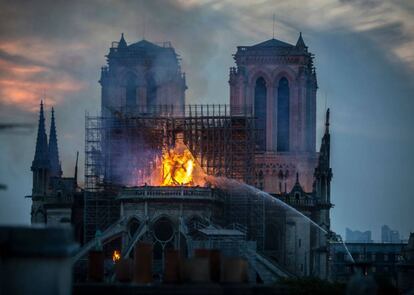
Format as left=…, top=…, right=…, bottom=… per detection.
left=182, top=104, right=255, bottom=183
left=84, top=104, right=257, bottom=242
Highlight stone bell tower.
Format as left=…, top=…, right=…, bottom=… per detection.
left=229, top=33, right=318, bottom=193
left=100, top=33, right=187, bottom=117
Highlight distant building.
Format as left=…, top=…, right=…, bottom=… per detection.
left=345, top=228, right=372, bottom=243
left=397, top=233, right=414, bottom=292
left=382, top=225, right=401, bottom=243
left=330, top=241, right=406, bottom=283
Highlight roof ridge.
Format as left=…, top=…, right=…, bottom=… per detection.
left=251, top=38, right=294, bottom=48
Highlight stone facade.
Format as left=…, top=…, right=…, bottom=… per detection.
left=230, top=35, right=318, bottom=193
left=254, top=152, right=318, bottom=193
left=100, top=34, right=186, bottom=117
left=118, top=186, right=224, bottom=257
left=230, top=35, right=332, bottom=278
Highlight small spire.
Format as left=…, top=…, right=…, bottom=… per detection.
left=272, top=13, right=275, bottom=39
left=32, top=100, right=49, bottom=170
left=49, top=107, right=62, bottom=177
left=74, top=151, right=79, bottom=186
left=318, top=107, right=331, bottom=170
left=142, top=16, right=146, bottom=40
left=296, top=32, right=307, bottom=51
left=289, top=171, right=304, bottom=194
left=325, top=108, right=330, bottom=134
left=118, top=32, right=127, bottom=48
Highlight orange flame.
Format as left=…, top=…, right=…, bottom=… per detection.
left=112, top=250, right=121, bottom=263
left=162, top=148, right=195, bottom=186
left=150, top=132, right=205, bottom=187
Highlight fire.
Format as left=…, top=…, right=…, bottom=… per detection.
left=150, top=132, right=205, bottom=187
left=162, top=147, right=195, bottom=186
left=112, top=250, right=121, bottom=263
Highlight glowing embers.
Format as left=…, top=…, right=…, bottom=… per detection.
left=112, top=250, right=121, bottom=263
left=153, top=132, right=205, bottom=187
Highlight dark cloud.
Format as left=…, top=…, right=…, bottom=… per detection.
left=0, top=49, right=48, bottom=67
left=365, top=21, right=408, bottom=48
left=338, top=0, right=379, bottom=9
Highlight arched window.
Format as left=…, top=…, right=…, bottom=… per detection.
left=153, top=217, right=174, bottom=242
left=258, top=170, right=264, bottom=190
left=305, top=89, right=313, bottom=151
left=254, top=77, right=267, bottom=150
left=125, top=73, right=137, bottom=107
left=277, top=77, right=289, bottom=151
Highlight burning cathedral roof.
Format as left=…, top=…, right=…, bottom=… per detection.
left=149, top=133, right=206, bottom=187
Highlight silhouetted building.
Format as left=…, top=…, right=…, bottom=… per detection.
left=28, top=102, right=84, bottom=243
left=397, top=233, right=414, bottom=292
left=345, top=228, right=372, bottom=243
left=382, top=225, right=401, bottom=243
left=330, top=241, right=406, bottom=283
left=0, top=226, right=78, bottom=295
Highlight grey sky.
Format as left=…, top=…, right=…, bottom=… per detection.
left=0, top=0, right=413, bottom=240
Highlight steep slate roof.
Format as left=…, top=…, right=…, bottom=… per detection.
left=118, top=33, right=127, bottom=49
left=32, top=101, right=49, bottom=170
left=290, top=173, right=305, bottom=195
left=48, top=107, right=62, bottom=177
left=296, top=32, right=306, bottom=48
left=251, top=38, right=295, bottom=49
left=128, top=39, right=164, bottom=51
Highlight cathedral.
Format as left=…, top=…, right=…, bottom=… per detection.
left=28, top=32, right=332, bottom=282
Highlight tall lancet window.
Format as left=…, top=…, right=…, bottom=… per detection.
left=305, top=89, right=312, bottom=151
left=254, top=77, right=267, bottom=150
left=277, top=77, right=290, bottom=152
left=126, top=72, right=137, bottom=108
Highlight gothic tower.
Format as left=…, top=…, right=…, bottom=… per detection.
left=30, top=105, right=81, bottom=226
left=311, top=109, right=333, bottom=279
left=100, top=34, right=186, bottom=117
left=229, top=33, right=318, bottom=193
left=31, top=101, right=50, bottom=197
